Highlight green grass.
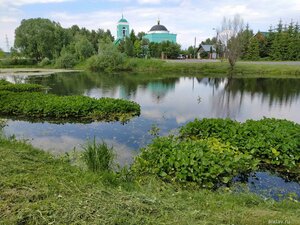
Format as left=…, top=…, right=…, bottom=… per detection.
left=128, top=58, right=300, bottom=78
left=0, top=137, right=300, bottom=224
left=2, top=58, right=300, bottom=78
left=83, top=139, right=115, bottom=172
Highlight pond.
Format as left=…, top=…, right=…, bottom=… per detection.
left=1, top=72, right=300, bottom=200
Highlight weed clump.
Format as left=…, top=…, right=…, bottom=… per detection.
left=83, top=139, right=115, bottom=172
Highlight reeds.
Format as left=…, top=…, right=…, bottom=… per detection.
left=82, top=139, right=115, bottom=172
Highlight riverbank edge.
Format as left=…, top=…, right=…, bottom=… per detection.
left=0, top=137, right=299, bottom=224
left=1, top=60, right=300, bottom=78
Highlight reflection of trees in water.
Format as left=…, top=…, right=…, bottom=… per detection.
left=196, top=77, right=300, bottom=107
left=27, top=72, right=179, bottom=101
left=209, top=79, right=243, bottom=118
left=196, top=77, right=225, bottom=90
left=224, top=78, right=300, bottom=107
left=208, top=78, right=300, bottom=118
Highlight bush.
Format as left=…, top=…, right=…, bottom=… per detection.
left=38, top=57, right=52, bottom=66
left=132, top=137, right=258, bottom=188
left=55, top=53, right=78, bottom=69
left=86, top=39, right=131, bottom=72
left=0, top=58, right=37, bottom=66
left=83, top=139, right=115, bottom=172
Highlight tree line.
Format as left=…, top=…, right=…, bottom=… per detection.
left=1, top=17, right=299, bottom=71
left=200, top=19, right=300, bottom=62
left=1, top=18, right=181, bottom=69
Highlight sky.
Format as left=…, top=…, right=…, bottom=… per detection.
left=0, top=0, right=300, bottom=51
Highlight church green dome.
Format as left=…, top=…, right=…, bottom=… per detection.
left=118, top=15, right=128, bottom=23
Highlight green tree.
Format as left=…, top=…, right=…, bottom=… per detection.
left=130, top=30, right=137, bottom=44
left=87, top=37, right=127, bottom=72
left=134, top=40, right=142, bottom=57
left=0, top=48, right=5, bottom=58
left=124, top=37, right=135, bottom=57
left=137, top=32, right=146, bottom=41
left=74, top=35, right=95, bottom=60
left=14, top=18, right=66, bottom=61
left=245, top=37, right=259, bottom=60
left=240, top=24, right=253, bottom=59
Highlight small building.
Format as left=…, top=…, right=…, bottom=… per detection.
left=143, top=20, right=177, bottom=43
left=115, top=15, right=130, bottom=45
left=197, top=44, right=217, bottom=59
left=254, top=31, right=270, bottom=42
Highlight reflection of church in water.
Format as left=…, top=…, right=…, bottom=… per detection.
left=119, top=78, right=178, bottom=103
left=147, top=81, right=176, bottom=103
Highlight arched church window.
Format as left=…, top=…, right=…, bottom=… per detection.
left=122, top=27, right=126, bottom=37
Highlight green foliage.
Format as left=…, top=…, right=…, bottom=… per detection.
left=132, top=137, right=258, bottom=188
left=38, top=57, right=52, bottom=66
left=86, top=38, right=131, bottom=72
left=0, top=82, right=140, bottom=122
left=55, top=52, right=78, bottom=69
left=244, top=37, right=260, bottom=60
left=149, top=41, right=181, bottom=59
left=180, top=118, right=300, bottom=172
left=14, top=18, right=66, bottom=61
left=0, top=91, right=140, bottom=121
left=0, top=81, right=44, bottom=92
left=242, top=21, right=300, bottom=61
left=0, top=48, right=5, bottom=58
left=83, top=139, right=115, bottom=172
left=74, top=35, right=95, bottom=60
left=124, top=37, right=135, bottom=57
left=133, top=118, right=300, bottom=188
left=0, top=58, right=37, bottom=66
left=1, top=138, right=300, bottom=224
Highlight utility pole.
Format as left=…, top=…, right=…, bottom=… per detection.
left=194, top=37, right=196, bottom=59
left=5, top=35, right=10, bottom=52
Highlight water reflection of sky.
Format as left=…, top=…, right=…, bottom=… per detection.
left=2, top=74, right=300, bottom=163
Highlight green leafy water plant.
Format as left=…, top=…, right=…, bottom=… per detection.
left=0, top=82, right=45, bottom=92
left=0, top=82, right=140, bottom=122
left=180, top=118, right=300, bottom=175
left=132, top=137, right=259, bottom=188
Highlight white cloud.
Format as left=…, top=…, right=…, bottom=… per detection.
left=0, top=0, right=299, bottom=50
left=0, top=0, right=72, bottom=6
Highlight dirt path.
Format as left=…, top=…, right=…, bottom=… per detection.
left=0, top=68, right=82, bottom=76
left=166, top=59, right=300, bottom=65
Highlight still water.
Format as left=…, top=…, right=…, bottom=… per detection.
left=2, top=72, right=300, bottom=200
left=2, top=72, right=300, bottom=165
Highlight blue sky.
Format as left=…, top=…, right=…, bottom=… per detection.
left=1, top=0, right=300, bottom=51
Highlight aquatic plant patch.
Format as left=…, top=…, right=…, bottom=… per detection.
left=132, top=137, right=259, bottom=188
left=180, top=118, right=300, bottom=175
left=133, top=118, right=300, bottom=187
left=0, top=82, right=45, bottom=92
left=0, top=91, right=140, bottom=122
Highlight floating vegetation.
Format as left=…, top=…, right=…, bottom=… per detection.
left=0, top=81, right=140, bottom=122
left=132, top=118, right=300, bottom=188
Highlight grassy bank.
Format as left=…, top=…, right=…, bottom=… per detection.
left=2, top=58, right=300, bottom=78
left=129, top=59, right=300, bottom=78
left=1, top=137, right=300, bottom=224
